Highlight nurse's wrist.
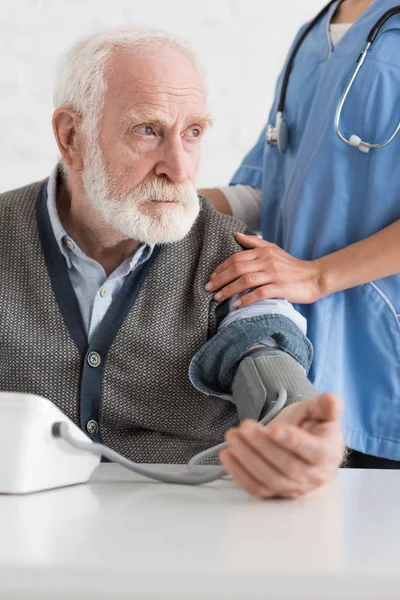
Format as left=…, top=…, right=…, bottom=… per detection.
left=313, top=256, right=336, bottom=299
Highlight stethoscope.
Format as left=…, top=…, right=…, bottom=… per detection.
left=266, top=1, right=400, bottom=154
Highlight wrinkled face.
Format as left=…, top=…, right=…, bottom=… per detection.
left=81, top=45, right=211, bottom=244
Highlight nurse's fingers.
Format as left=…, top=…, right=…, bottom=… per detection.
left=205, top=260, right=268, bottom=293
left=234, top=232, right=272, bottom=249
left=213, top=274, right=275, bottom=303
left=210, top=249, right=259, bottom=278
left=232, top=285, right=283, bottom=307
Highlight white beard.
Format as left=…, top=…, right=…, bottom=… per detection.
left=81, top=143, right=200, bottom=245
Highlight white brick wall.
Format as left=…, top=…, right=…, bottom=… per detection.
left=0, top=0, right=324, bottom=192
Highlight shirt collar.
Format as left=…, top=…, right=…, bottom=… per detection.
left=46, top=164, right=155, bottom=272
left=47, top=164, right=70, bottom=261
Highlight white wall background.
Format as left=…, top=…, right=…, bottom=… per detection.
left=0, top=0, right=325, bottom=192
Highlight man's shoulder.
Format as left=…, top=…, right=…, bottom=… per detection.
left=187, top=195, right=249, bottom=265
left=197, top=194, right=249, bottom=236
left=0, top=180, right=43, bottom=207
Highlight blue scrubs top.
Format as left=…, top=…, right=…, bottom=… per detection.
left=231, top=0, right=400, bottom=460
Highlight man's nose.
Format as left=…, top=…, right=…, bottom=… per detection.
left=154, top=137, right=189, bottom=184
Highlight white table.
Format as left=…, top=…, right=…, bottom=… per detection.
left=0, top=465, right=399, bottom=600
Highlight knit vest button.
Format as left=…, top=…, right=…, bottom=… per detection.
left=86, top=420, right=98, bottom=436
left=87, top=351, right=101, bottom=368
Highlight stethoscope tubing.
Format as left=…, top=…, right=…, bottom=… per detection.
left=269, top=1, right=400, bottom=153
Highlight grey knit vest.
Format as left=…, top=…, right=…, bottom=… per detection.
left=0, top=180, right=249, bottom=463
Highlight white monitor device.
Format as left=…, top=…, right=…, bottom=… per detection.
left=0, top=393, right=100, bottom=494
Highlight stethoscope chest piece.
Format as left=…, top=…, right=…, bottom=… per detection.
left=266, top=111, right=289, bottom=154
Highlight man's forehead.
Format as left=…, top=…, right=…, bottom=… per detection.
left=104, top=48, right=208, bottom=119
left=106, top=46, right=205, bottom=94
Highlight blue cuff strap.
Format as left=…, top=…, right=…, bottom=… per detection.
left=189, top=314, right=313, bottom=397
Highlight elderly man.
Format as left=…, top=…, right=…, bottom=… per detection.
left=0, top=27, right=344, bottom=499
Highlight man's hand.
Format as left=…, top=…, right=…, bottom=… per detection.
left=205, top=232, right=323, bottom=305
left=219, top=393, right=344, bottom=499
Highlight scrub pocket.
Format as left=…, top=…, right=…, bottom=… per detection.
left=339, top=283, right=400, bottom=445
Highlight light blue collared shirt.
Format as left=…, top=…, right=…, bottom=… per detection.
left=47, top=168, right=154, bottom=342
left=47, top=166, right=306, bottom=346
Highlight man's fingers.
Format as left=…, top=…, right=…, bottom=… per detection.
left=224, top=424, right=307, bottom=495
left=300, top=393, right=344, bottom=423
left=219, top=449, right=274, bottom=499
left=266, top=422, right=344, bottom=467
left=223, top=397, right=345, bottom=500
left=232, top=420, right=318, bottom=485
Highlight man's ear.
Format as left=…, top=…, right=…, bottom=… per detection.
left=52, top=108, right=84, bottom=172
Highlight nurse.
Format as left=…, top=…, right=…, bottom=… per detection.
left=201, top=0, right=400, bottom=468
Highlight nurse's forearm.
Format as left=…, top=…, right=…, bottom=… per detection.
left=317, top=219, right=400, bottom=297
left=198, top=188, right=233, bottom=215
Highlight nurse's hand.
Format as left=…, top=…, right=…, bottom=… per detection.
left=205, top=232, right=323, bottom=306
left=219, top=393, right=344, bottom=500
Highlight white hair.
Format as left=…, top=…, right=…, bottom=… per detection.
left=53, top=27, right=209, bottom=140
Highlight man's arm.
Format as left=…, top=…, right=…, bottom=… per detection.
left=189, top=276, right=344, bottom=498
left=205, top=220, right=400, bottom=306
left=189, top=311, right=344, bottom=499
left=189, top=296, right=312, bottom=401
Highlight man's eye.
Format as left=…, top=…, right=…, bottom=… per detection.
left=137, top=125, right=156, bottom=136
left=186, top=128, right=201, bottom=138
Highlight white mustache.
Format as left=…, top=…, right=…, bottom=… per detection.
left=126, top=179, right=193, bottom=205
left=151, top=198, right=180, bottom=202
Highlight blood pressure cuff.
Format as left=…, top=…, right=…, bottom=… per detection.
left=232, top=346, right=317, bottom=422
left=189, top=313, right=314, bottom=418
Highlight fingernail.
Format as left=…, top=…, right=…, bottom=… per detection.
left=214, top=292, right=222, bottom=301
left=204, top=282, right=213, bottom=291
left=233, top=300, right=241, bottom=308
left=210, top=272, right=216, bottom=279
